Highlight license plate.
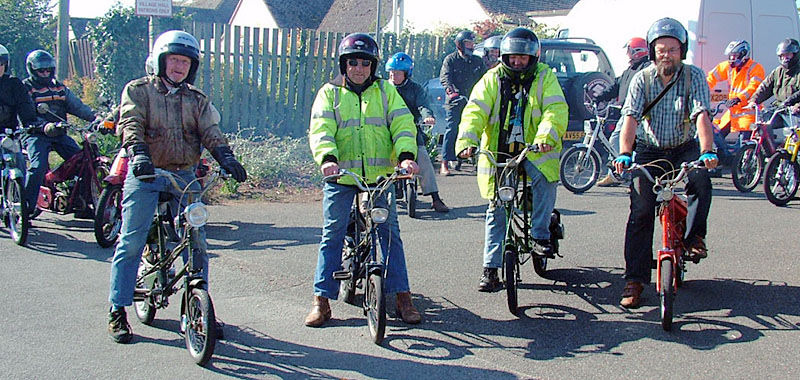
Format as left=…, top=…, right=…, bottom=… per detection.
left=564, top=131, right=585, bottom=141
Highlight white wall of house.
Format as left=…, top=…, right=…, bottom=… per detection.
left=230, top=0, right=279, bottom=30
left=384, top=0, right=490, bottom=33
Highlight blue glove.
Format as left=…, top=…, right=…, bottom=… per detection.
left=614, top=153, right=632, bottom=168
left=699, top=151, right=718, bottom=162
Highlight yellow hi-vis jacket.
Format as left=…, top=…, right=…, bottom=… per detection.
left=707, top=59, right=765, bottom=132
left=309, top=78, right=417, bottom=186
left=456, top=64, right=568, bottom=199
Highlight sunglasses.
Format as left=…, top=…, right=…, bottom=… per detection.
left=36, top=68, right=53, bottom=74
left=347, top=59, right=372, bottom=67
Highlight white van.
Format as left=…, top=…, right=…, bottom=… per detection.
left=557, top=0, right=800, bottom=102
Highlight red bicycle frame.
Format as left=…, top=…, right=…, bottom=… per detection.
left=655, top=194, right=687, bottom=294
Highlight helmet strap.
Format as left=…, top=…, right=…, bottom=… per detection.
left=161, top=74, right=183, bottom=88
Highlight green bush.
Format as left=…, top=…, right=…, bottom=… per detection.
left=226, top=130, right=320, bottom=191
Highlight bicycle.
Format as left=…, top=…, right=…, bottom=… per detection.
left=763, top=114, right=799, bottom=206
left=731, top=104, right=782, bottom=192
left=132, top=168, right=225, bottom=366
left=627, top=160, right=705, bottom=331
left=330, top=168, right=411, bottom=345
left=559, top=101, right=620, bottom=193
left=476, top=144, right=565, bottom=316
left=0, top=127, right=30, bottom=246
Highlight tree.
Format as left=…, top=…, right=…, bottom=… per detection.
left=0, top=0, right=56, bottom=78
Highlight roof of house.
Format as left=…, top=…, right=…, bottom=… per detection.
left=70, top=17, right=98, bottom=40
left=261, top=0, right=334, bottom=29
left=318, top=0, right=393, bottom=33
left=478, top=0, right=579, bottom=22
left=173, top=0, right=240, bottom=23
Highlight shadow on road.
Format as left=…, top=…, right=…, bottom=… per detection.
left=205, top=221, right=320, bottom=252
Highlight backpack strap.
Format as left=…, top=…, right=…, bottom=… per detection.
left=682, top=64, right=693, bottom=141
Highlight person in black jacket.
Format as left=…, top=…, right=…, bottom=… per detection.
left=386, top=52, right=449, bottom=213
left=596, top=37, right=650, bottom=187
left=0, top=44, right=37, bottom=178
left=439, top=30, right=486, bottom=175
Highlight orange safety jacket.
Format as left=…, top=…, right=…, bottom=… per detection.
left=707, top=59, right=765, bottom=131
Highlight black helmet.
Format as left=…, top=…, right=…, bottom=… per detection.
left=455, top=30, right=476, bottom=54
left=338, top=33, right=379, bottom=76
left=646, top=17, right=688, bottom=60
left=26, top=50, right=56, bottom=85
left=500, top=27, right=540, bottom=72
left=776, top=38, right=800, bottom=69
left=152, top=30, right=201, bottom=85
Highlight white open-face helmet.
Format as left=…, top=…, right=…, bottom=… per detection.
left=152, top=30, right=200, bottom=84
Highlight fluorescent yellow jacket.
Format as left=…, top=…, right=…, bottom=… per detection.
left=707, top=59, right=765, bottom=131
left=309, top=78, right=417, bottom=186
left=456, top=64, right=568, bottom=199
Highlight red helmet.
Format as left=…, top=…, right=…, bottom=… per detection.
left=624, top=37, right=648, bottom=60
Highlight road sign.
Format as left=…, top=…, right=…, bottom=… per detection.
left=135, top=0, right=173, bottom=18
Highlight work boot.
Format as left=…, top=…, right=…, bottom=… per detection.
left=533, top=239, right=554, bottom=258
left=396, top=292, right=422, bottom=324
left=431, top=199, right=450, bottom=213
left=597, top=173, right=622, bottom=187
left=478, top=268, right=501, bottom=292
left=304, top=296, right=331, bottom=327
left=108, top=308, right=132, bottom=344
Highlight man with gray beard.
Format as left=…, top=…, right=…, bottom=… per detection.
left=612, top=18, right=718, bottom=309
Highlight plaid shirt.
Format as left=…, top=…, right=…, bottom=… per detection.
left=622, top=64, right=710, bottom=149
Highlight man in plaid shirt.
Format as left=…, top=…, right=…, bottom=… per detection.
left=613, top=18, right=719, bottom=309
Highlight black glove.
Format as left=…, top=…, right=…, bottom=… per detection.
left=127, top=144, right=155, bottom=181
left=211, top=146, right=247, bottom=182
left=43, top=122, right=67, bottom=137
left=726, top=98, right=741, bottom=108
left=594, top=87, right=614, bottom=103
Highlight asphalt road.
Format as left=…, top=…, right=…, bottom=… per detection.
left=1, top=168, right=799, bottom=379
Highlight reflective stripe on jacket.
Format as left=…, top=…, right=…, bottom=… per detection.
left=707, top=59, right=765, bottom=131
left=309, top=79, right=417, bottom=186
left=455, top=63, right=568, bottom=199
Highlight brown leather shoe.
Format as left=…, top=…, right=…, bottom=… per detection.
left=620, top=281, right=643, bottom=309
left=304, top=296, right=331, bottom=327
left=396, top=292, right=422, bottom=324
left=688, top=238, right=708, bottom=261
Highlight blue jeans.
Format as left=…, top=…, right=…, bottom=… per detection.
left=314, top=182, right=410, bottom=299
left=483, top=159, right=557, bottom=268
left=442, top=100, right=467, bottom=161
left=23, top=133, right=80, bottom=211
left=108, top=168, right=207, bottom=308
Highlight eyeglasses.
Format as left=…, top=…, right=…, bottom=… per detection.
left=35, top=68, right=53, bottom=74
left=655, top=47, right=680, bottom=57
left=347, top=59, right=372, bottom=67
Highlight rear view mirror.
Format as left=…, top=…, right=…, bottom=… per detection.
left=37, top=103, right=50, bottom=114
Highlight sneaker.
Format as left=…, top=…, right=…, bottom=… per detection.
left=108, top=308, right=132, bottom=343
left=478, top=268, right=502, bottom=292
left=597, top=173, right=622, bottom=187
left=431, top=199, right=450, bottom=213
left=533, top=239, right=554, bottom=258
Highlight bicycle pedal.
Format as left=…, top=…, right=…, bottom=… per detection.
left=332, top=270, right=351, bottom=280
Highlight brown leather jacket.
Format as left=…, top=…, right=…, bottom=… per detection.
left=118, top=76, right=228, bottom=169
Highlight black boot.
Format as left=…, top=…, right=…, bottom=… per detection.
left=478, top=268, right=501, bottom=292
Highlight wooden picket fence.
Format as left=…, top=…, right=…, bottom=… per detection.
left=186, top=22, right=454, bottom=137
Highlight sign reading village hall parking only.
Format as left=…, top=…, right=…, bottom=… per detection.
left=135, top=0, right=173, bottom=17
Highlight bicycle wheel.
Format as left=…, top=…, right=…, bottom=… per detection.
left=406, top=180, right=417, bottom=218
left=94, top=184, right=123, bottom=248
left=504, top=248, right=519, bottom=316
left=660, top=258, right=674, bottom=331
left=732, top=145, right=763, bottom=192
left=339, top=235, right=357, bottom=305
left=184, top=287, right=217, bottom=366
left=365, top=272, right=386, bottom=345
left=134, top=251, right=157, bottom=325
left=92, top=163, right=110, bottom=210
left=763, top=151, right=800, bottom=206
left=559, top=146, right=600, bottom=193
left=5, top=177, right=28, bottom=246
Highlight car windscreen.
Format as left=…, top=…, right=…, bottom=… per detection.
left=541, top=48, right=613, bottom=79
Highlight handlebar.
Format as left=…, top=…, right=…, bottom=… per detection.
left=322, top=167, right=411, bottom=193
left=136, top=167, right=228, bottom=201
left=473, top=144, right=541, bottom=169
left=627, top=160, right=705, bottom=194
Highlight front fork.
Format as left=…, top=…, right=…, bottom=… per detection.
left=656, top=249, right=677, bottom=293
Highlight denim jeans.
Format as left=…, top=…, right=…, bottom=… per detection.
left=23, top=133, right=80, bottom=211
left=483, top=159, right=557, bottom=268
left=108, top=168, right=207, bottom=308
left=314, top=181, right=410, bottom=299
left=442, top=100, right=467, bottom=161
left=623, top=140, right=712, bottom=284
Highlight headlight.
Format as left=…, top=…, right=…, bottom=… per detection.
left=85, top=132, right=98, bottom=144
left=184, top=202, right=209, bottom=227
left=370, top=208, right=389, bottom=224
left=498, top=186, right=515, bottom=202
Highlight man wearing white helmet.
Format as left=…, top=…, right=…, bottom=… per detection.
left=107, top=30, right=247, bottom=343
left=0, top=44, right=37, bottom=177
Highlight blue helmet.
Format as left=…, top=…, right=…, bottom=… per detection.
left=385, top=52, right=414, bottom=77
